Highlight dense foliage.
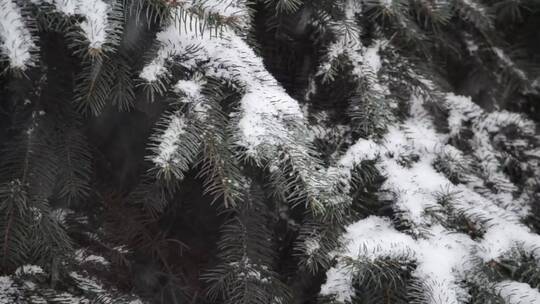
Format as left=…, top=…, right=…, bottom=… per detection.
left=0, top=0, right=540, bottom=303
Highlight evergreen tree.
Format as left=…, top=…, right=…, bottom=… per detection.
left=0, top=0, right=540, bottom=303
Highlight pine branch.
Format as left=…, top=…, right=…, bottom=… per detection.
left=148, top=101, right=204, bottom=186
left=110, top=54, right=136, bottom=111
left=204, top=188, right=291, bottom=304
left=127, top=175, right=170, bottom=219
left=490, top=0, right=530, bottom=22
left=295, top=216, right=342, bottom=273
left=34, top=0, right=124, bottom=58
left=0, top=112, right=70, bottom=270
left=197, top=95, right=245, bottom=207
left=125, top=0, right=173, bottom=26
left=55, top=128, right=92, bottom=204
left=453, top=0, right=494, bottom=32
left=0, top=180, right=31, bottom=269
left=410, top=0, right=453, bottom=31
left=266, top=0, right=303, bottom=14
left=349, top=80, right=393, bottom=138
left=73, top=57, right=116, bottom=115
left=346, top=256, right=414, bottom=304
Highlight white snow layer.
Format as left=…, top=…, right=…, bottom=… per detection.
left=494, top=281, right=540, bottom=304
left=140, top=10, right=303, bottom=157
left=15, top=265, right=44, bottom=276
left=151, top=78, right=207, bottom=169
left=153, top=113, right=188, bottom=169
left=0, top=0, right=35, bottom=69
left=184, top=0, right=246, bottom=19
left=0, top=276, right=18, bottom=304
left=175, top=79, right=203, bottom=99
left=322, top=83, right=540, bottom=302
left=0, top=265, right=143, bottom=303
left=74, top=249, right=110, bottom=266
left=34, top=0, right=112, bottom=49
left=446, top=93, right=534, bottom=216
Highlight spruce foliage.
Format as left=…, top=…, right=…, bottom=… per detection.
left=0, top=0, right=540, bottom=303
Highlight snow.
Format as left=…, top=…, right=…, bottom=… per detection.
left=380, top=0, right=393, bottom=7
left=0, top=276, right=17, bottom=304
left=15, top=265, right=44, bottom=276
left=304, top=237, right=321, bottom=255
left=338, top=100, right=449, bottom=226
left=466, top=39, right=479, bottom=53
left=76, top=0, right=109, bottom=49
left=47, top=292, right=85, bottom=303
left=70, top=271, right=105, bottom=293
left=383, top=157, right=450, bottom=225
left=460, top=0, right=486, bottom=14
left=481, top=110, right=535, bottom=135
left=414, top=227, right=473, bottom=304
left=320, top=266, right=354, bottom=302
left=178, top=0, right=247, bottom=20
left=140, top=11, right=304, bottom=158
left=139, top=5, right=540, bottom=303
left=0, top=0, right=36, bottom=69
left=344, top=0, right=361, bottom=19
left=338, top=139, right=379, bottom=168
left=0, top=265, right=143, bottom=303
left=139, top=63, right=167, bottom=82
left=175, top=79, right=203, bottom=99
left=152, top=114, right=187, bottom=168
left=346, top=39, right=386, bottom=85
left=445, top=93, right=533, bottom=216
left=492, top=47, right=527, bottom=80
left=322, top=87, right=540, bottom=303
left=192, top=0, right=246, bottom=19
left=150, top=78, right=209, bottom=170
left=341, top=216, right=417, bottom=261
left=478, top=223, right=540, bottom=262
left=34, top=0, right=111, bottom=49
left=494, top=281, right=540, bottom=304
left=363, top=41, right=383, bottom=74
left=237, top=89, right=302, bottom=153
left=320, top=217, right=472, bottom=304
left=74, top=249, right=110, bottom=266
